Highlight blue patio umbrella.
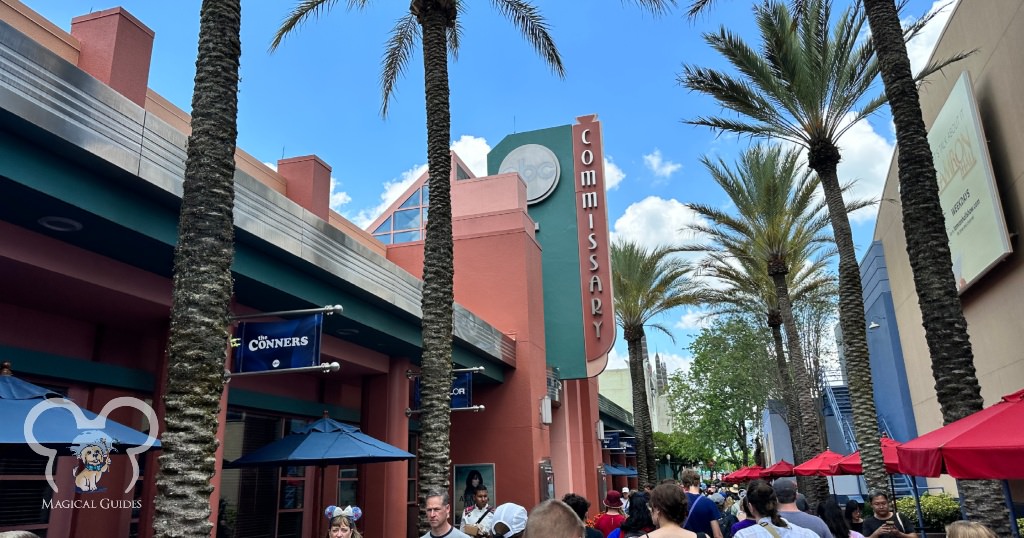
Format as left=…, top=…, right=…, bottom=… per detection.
left=226, top=412, right=413, bottom=538
left=226, top=413, right=414, bottom=468
left=0, top=362, right=160, bottom=451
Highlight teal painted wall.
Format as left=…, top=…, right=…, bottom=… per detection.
left=487, top=125, right=588, bottom=379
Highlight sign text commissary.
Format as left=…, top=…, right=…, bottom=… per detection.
left=572, top=114, right=615, bottom=370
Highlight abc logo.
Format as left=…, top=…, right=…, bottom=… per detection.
left=498, top=144, right=561, bottom=204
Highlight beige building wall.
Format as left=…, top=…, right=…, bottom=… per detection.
left=872, top=0, right=1024, bottom=494
left=598, top=368, right=674, bottom=434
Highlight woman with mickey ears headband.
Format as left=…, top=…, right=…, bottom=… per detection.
left=325, top=505, right=363, bottom=538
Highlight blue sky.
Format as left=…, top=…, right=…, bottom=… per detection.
left=30, top=0, right=956, bottom=374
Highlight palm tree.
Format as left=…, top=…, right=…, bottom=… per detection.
left=690, top=0, right=1002, bottom=530
left=275, top=4, right=563, bottom=529
left=858, top=1, right=1005, bottom=530
left=686, top=144, right=854, bottom=504
left=678, top=0, right=959, bottom=494
left=611, top=239, right=705, bottom=486
left=152, top=1, right=242, bottom=537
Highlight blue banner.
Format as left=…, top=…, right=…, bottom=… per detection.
left=602, top=431, right=621, bottom=450
left=451, top=372, right=472, bottom=408
left=233, top=314, right=323, bottom=373
left=413, top=372, right=474, bottom=409
left=622, top=437, right=636, bottom=454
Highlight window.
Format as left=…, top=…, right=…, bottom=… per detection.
left=393, top=209, right=421, bottom=231
left=338, top=465, right=359, bottom=508
left=372, top=216, right=393, bottom=235
left=393, top=230, right=421, bottom=243
left=399, top=190, right=421, bottom=208
left=372, top=184, right=431, bottom=245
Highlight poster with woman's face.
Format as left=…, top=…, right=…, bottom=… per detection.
left=452, top=463, right=496, bottom=525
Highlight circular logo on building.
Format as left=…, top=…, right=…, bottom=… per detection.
left=498, top=144, right=560, bottom=204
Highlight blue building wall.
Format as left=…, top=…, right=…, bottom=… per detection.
left=860, top=241, right=919, bottom=443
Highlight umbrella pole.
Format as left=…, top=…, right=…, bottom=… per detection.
left=911, top=477, right=926, bottom=538
left=1002, top=480, right=1020, bottom=538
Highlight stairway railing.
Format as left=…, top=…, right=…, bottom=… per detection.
left=821, top=369, right=858, bottom=452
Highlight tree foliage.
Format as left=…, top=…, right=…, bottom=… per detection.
left=666, top=316, right=774, bottom=468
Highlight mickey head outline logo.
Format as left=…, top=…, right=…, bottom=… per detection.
left=23, top=396, right=159, bottom=493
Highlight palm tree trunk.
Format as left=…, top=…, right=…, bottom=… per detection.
left=861, top=1, right=1007, bottom=533
left=807, top=143, right=888, bottom=496
left=416, top=4, right=456, bottom=534
left=153, top=1, right=241, bottom=536
left=625, top=326, right=657, bottom=486
left=770, top=269, right=828, bottom=506
left=768, top=310, right=803, bottom=465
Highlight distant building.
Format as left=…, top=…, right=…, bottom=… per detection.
left=598, top=337, right=674, bottom=433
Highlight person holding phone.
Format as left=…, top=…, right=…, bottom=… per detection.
left=862, top=492, right=916, bottom=538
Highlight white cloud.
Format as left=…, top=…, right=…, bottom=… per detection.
left=675, top=307, right=714, bottom=331
left=835, top=117, right=895, bottom=223
left=643, top=149, right=682, bottom=178
left=607, top=347, right=629, bottom=369
left=905, top=0, right=958, bottom=77
left=329, top=177, right=352, bottom=213
left=451, top=135, right=491, bottom=177
left=604, top=156, right=626, bottom=190
left=351, top=163, right=427, bottom=228
left=611, top=196, right=709, bottom=253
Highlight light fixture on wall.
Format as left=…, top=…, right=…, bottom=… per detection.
left=596, top=419, right=605, bottom=440
left=540, top=395, right=552, bottom=425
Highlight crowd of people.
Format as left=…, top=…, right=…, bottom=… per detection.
left=314, top=470, right=1002, bottom=538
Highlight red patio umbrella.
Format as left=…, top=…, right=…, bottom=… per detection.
left=722, top=468, right=745, bottom=483
left=830, top=438, right=902, bottom=475
left=897, top=388, right=1024, bottom=479
left=762, top=459, right=795, bottom=478
left=730, top=465, right=765, bottom=481
left=793, top=449, right=844, bottom=476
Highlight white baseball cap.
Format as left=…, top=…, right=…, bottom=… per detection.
left=490, top=503, right=528, bottom=537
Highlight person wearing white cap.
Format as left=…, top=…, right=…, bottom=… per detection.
left=489, top=503, right=528, bottom=538
left=623, top=487, right=632, bottom=512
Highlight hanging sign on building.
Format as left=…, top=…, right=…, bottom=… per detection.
left=602, top=431, right=621, bottom=450
left=413, top=372, right=474, bottom=410
left=233, top=313, right=324, bottom=372
left=572, top=114, right=615, bottom=375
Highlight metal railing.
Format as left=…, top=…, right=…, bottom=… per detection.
left=821, top=369, right=859, bottom=452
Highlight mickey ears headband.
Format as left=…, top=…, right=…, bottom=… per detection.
left=325, top=505, right=363, bottom=522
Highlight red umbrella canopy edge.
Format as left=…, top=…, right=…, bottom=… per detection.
left=793, top=449, right=845, bottom=476
left=898, top=388, right=1024, bottom=479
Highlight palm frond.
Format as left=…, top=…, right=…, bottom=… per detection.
left=624, top=0, right=677, bottom=17
left=379, top=13, right=420, bottom=117
left=271, top=0, right=341, bottom=51
left=686, top=0, right=718, bottom=18
left=490, top=0, right=565, bottom=78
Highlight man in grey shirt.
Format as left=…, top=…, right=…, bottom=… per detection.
left=423, top=488, right=471, bottom=538
left=773, top=479, right=834, bottom=538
